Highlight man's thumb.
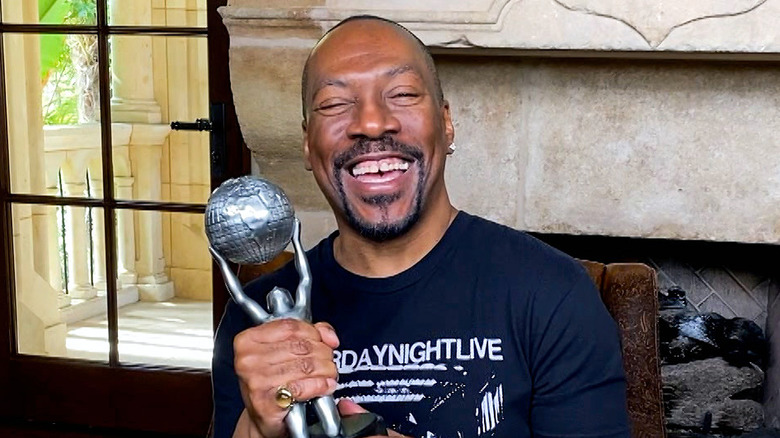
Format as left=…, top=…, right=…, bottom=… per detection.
left=337, top=399, right=368, bottom=416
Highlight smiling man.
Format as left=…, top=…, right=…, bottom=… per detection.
left=212, top=16, right=630, bottom=438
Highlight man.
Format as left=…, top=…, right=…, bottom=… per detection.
left=213, top=15, right=629, bottom=438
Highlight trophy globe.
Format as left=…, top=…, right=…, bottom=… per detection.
left=204, top=175, right=295, bottom=265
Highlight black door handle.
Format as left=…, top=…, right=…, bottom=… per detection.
left=169, top=104, right=227, bottom=179
left=170, top=118, right=213, bottom=131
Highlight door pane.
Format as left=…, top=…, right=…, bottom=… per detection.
left=109, top=34, right=210, bottom=204
left=1, top=0, right=97, bottom=25
left=13, top=203, right=109, bottom=362
left=109, top=0, right=206, bottom=28
left=3, top=32, right=103, bottom=198
left=116, top=210, right=213, bottom=368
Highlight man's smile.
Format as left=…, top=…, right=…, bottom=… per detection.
left=343, top=154, right=415, bottom=194
left=350, top=157, right=410, bottom=178
left=332, top=137, right=424, bottom=200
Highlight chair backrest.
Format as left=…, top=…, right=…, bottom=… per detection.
left=580, top=260, right=666, bottom=438
left=238, top=255, right=666, bottom=437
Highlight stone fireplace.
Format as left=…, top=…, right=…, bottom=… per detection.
left=218, top=0, right=780, bottom=433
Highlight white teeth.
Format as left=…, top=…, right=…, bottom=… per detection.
left=351, top=160, right=411, bottom=177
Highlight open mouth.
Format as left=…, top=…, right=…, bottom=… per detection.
left=348, top=157, right=413, bottom=184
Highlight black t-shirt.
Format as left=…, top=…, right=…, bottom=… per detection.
left=212, top=212, right=630, bottom=438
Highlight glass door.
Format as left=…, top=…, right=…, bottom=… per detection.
left=0, top=0, right=244, bottom=434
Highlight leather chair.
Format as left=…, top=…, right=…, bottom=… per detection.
left=238, top=257, right=666, bottom=438
left=580, top=260, right=666, bottom=438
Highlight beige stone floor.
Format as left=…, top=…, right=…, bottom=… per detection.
left=65, top=298, right=214, bottom=369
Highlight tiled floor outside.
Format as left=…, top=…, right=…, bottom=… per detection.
left=66, top=298, right=214, bottom=369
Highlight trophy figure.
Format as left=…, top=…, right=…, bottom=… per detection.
left=205, top=176, right=386, bottom=438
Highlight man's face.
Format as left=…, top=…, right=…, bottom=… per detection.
left=302, top=21, right=454, bottom=241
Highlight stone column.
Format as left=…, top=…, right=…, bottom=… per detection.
left=3, top=0, right=67, bottom=355
left=115, top=176, right=137, bottom=287
left=128, top=125, right=174, bottom=301
left=45, top=187, right=71, bottom=308
left=61, top=180, right=96, bottom=299
left=219, top=12, right=326, bottom=213
left=109, top=0, right=171, bottom=299
left=88, top=177, right=107, bottom=291
left=109, top=0, right=161, bottom=123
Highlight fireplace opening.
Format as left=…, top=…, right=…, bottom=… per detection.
left=534, top=233, right=780, bottom=436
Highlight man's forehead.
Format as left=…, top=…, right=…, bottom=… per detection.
left=309, top=20, right=426, bottom=71
left=317, top=19, right=416, bottom=52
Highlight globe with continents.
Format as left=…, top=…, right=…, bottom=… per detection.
left=205, top=176, right=294, bottom=265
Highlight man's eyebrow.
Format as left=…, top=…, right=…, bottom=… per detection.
left=311, top=78, right=348, bottom=98
left=311, top=65, right=420, bottom=99
left=385, top=64, right=417, bottom=78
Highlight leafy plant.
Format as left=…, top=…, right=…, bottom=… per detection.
left=39, top=0, right=70, bottom=82
left=39, top=0, right=98, bottom=125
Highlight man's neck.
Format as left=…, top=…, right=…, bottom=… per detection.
left=333, top=200, right=458, bottom=278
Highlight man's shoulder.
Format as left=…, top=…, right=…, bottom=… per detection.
left=460, top=212, right=589, bottom=292
left=463, top=213, right=581, bottom=267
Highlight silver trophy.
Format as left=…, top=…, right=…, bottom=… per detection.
left=205, top=176, right=385, bottom=438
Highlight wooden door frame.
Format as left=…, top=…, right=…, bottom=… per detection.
left=0, top=0, right=247, bottom=435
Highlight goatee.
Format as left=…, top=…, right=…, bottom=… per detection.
left=333, top=136, right=426, bottom=242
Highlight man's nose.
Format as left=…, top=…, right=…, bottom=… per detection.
left=346, top=98, right=400, bottom=139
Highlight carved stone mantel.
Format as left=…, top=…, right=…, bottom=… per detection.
left=218, top=1, right=780, bottom=246
left=221, top=0, right=780, bottom=52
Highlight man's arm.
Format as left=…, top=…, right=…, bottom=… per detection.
left=530, top=274, right=631, bottom=437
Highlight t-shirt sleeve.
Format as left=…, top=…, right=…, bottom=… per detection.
left=211, top=300, right=247, bottom=438
left=530, top=273, right=631, bottom=438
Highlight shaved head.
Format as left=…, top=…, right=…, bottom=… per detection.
left=301, top=15, right=444, bottom=121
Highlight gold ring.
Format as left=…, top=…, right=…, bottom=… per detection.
left=275, top=386, right=295, bottom=409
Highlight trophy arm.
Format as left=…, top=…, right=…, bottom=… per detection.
left=291, top=217, right=312, bottom=321
left=285, top=403, right=310, bottom=438
left=209, top=244, right=271, bottom=325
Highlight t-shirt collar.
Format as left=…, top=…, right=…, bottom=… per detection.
left=317, top=211, right=472, bottom=295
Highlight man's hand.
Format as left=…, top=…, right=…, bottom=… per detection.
left=337, top=399, right=410, bottom=438
left=234, top=319, right=340, bottom=438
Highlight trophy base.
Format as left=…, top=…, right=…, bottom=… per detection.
left=308, top=412, right=387, bottom=437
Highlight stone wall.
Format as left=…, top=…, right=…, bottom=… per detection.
left=219, top=0, right=780, bottom=247
left=438, top=58, right=780, bottom=244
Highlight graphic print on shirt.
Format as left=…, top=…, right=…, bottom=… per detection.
left=333, top=336, right=505, bottom=437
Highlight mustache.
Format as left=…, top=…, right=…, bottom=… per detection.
left=333, top=136, right=424, bottom=170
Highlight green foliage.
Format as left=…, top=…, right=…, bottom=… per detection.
left=39, top=0, right=70, bottom=81
left=39, top=0, right=98, bottom=125
left=67, top=0, right=97, bottom=24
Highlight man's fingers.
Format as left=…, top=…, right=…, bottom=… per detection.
left=286, top=377, right=338, bottom=402
left=231, top=319, right=342, bottom=438
left=337, top=398, right=368, bottom=416
left=236, top=318, right=323, bottom=346
left=275, top=355, right=338, bottom=380
left=314, top=321, right=340, bottom=348
left=235, top=336, right=334, bottom=367
left=237, top=353, right=338, bottom=389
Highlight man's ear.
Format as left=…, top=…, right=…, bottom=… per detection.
left=302, top=119, right=312, bottom=171
left=442, top=99, right=455, bottom=148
